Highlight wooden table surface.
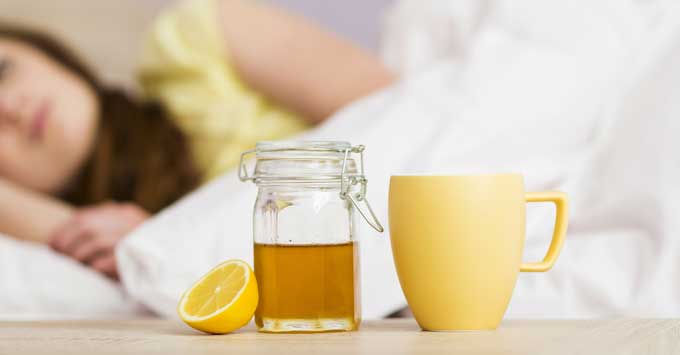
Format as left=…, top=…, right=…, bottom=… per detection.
left=1, top=318, right=678, bottom=355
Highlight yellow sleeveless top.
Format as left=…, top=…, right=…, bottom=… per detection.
left=138, top=0, right=309, bottom=181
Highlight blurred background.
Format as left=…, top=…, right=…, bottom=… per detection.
left=4, top=0, right=680, bottom=323
left=1, top=0, right=395, bottom=89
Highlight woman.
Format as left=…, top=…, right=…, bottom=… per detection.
left=0, top=0, right=393, bottom=278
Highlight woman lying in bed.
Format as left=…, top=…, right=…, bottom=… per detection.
left=0, top=0, right=393, bottom=279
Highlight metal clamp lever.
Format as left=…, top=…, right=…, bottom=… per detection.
left=340, top=146, right=385, bottom=233
left=238, top=149, right=256, bottom=182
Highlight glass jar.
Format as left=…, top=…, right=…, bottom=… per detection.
left=239, top=141, right=383, bottom=333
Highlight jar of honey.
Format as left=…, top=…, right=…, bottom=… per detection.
left=239, top=141, right=383, bottom=333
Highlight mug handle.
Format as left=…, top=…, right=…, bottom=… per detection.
left=520, top=191, right=569, bottom=272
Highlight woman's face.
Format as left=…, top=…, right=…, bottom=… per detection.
left=0, top=38, right=98, bottom=193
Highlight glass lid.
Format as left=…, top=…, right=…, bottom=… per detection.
left=244, top=141, right=358, bottom=182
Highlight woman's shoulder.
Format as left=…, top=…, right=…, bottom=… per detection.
left=136, top=0, right=307, bottom=180
left=137, top=0, right=248, bottom=124
left=139, top=0, right=223, bottom=75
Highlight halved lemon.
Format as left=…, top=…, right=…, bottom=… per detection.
left=178, top=260, right=258, bottom=334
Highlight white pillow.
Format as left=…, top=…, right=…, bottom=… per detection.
left=0, top=234, right=146, bottom=319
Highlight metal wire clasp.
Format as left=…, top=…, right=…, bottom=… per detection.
left=340, top=145, right=385, bottom=233
left=238, top=149, right=256, bottom=182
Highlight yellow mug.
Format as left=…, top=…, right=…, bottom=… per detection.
left=388, top=174, right=568, bottom=331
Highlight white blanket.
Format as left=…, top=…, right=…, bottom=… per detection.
left=4, top=0, right=680, bottom=319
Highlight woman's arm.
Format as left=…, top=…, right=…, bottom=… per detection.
left=0, top=178, right=147, bottom=279
left=0, top=178, right=74, bottom=243
left=218, top=0, right=395, bottom=123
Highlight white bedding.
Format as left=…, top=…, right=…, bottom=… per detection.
left=0, top=235, right=144, bottom=319
left=4, top=0, right=680, bottom=319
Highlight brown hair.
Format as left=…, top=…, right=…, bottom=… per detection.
left=0, top=25, right=202, bottom=212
